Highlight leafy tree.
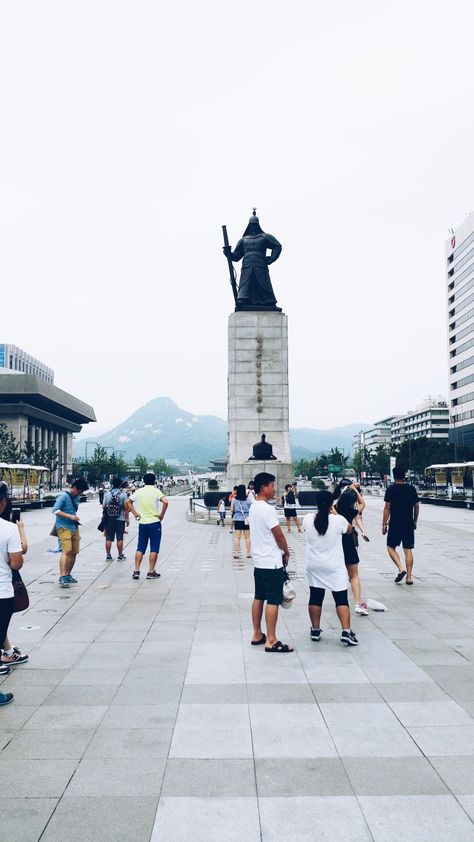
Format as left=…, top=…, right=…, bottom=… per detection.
left=352, top=447, right=374, bottom=478
left=0, top=424, right=20, bottom=463
left=42, top=442, right=59, bottom=489
left=153, top=458, right=174, bottom=477
left=371, top=445, right=391, bottom=479
left=134, top=453, right=149, bottom=478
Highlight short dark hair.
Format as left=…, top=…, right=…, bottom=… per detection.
left=72, top=477, right=88, bottom=492
left=112, top=476, right=122, bottom=489
left=143, top=472, right=156, bottom=485
left=393, top=465, right=406, bottom=481
left=253, top=472, right=275, bottom=495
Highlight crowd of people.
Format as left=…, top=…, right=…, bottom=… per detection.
left=0, top=465, right=419, bottom=705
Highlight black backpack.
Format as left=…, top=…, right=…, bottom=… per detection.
left=107, top=490, right=122, bottom=519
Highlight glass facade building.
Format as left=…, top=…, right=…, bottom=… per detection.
left=0, top=343, right=54, bottom=384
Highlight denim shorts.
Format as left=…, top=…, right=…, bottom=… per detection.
left=137, top=521, right=162, bottom=554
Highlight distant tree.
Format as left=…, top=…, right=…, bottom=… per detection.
left=42, top=442, right=59, bottom=489
left=0, top=424, right=20, bottom=463
left=134, top=453, right=149, bottom=478
left=371, top=445, right=391, bottom=478
left=153, top=458, right=174, bottom=477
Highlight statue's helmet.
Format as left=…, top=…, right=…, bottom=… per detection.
left=243, top=208, right=263, bottom=237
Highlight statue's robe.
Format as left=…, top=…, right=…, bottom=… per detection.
left=230, top=233, right=282, bottom=308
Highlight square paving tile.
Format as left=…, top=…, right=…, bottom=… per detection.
left=150, top=797, right=261, bottom=842
left=249, top=703, right=337, bottom=758
left=23, top=704, right=107, bottom=730
left=320, top=703, right=420, bottom=757
left=256, top=758, right=352, bottom=796
left=40, top=796, right=158, bottom=842
left=0, top=797, right=57, bottom=842
left=430, top=756, right=474, bottom=794
left=259, top=795, right=372, bottom=841
left=0, top=758, right=78, bottom=797
left=170, top=703, right=253, bottom=759
left=65, top=757, right=166, bottom=796
left=85, top=725, right=174, bottom=758
left=408, top=725, right=474, bottom=756
left=3, top=728, right=95, bottom=759
left=389, top=700, right=472, bottom=726
left=161, top=759, right=256, bottom=796
left=358, top=794, right=474, bottom=841
left=343, top=757, right=447, bottom=795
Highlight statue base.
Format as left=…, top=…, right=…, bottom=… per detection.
left=226, top=310, right=293, bottom=495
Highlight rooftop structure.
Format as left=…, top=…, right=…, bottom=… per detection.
left=0, top=343, right=54, bottom=384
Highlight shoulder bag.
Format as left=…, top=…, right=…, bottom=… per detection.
left=12, top=568, right=29, bottom=613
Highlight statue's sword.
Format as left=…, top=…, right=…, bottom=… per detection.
left=222, top=225, right=238, bottom=302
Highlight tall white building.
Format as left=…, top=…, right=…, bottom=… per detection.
left=446, top=212, right=474, bottom=450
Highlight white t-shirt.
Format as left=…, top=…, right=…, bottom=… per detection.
left=248, top=500, right=283, bottom=570
left=0, top=519, right=22, bottom=599
left=303, top=512, right=349, bottom=591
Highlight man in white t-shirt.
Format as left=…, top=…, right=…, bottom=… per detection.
left=248, top=472, right=294, bottom=653
left=0, top=481, right=23, bottom=705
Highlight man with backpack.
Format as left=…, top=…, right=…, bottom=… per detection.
left=52, top=477, right=89, bottom=588
left=103, top=477, right=130, bottom=561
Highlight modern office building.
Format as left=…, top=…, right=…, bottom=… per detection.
left=0, top=347, right=95, bottom=485
left=354, top=400, right=449, bottom=453
left=446, top=211, right=474, bottom=450
left=0, top=343, right=54, bottom=384
left=353, top=421, right=394, bottom=454
left=390, top=398, right=449, bottom=448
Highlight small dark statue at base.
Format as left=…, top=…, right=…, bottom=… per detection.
left=248, top=434, right=277, bottom=461
left=223, top=210, right=282, bottom=311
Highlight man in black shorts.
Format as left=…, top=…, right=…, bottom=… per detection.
left=248, top=472, right=293, bottom=653
left=382, top=465, right=420, bottom=585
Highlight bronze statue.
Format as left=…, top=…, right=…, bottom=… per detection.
left=248, top=434, right=277, bottom=461
left=222, top=210, right=282, bottom=311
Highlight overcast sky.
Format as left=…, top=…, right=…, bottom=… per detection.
left=1, top=0, right=473, bottom=439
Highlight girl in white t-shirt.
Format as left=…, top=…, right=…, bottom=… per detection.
left=303, top=490, right=358, bottom=646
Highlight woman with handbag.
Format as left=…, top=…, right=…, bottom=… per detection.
left=0, top=482, right=26, bottom=705
left=231, top=484, right=251, bottom=559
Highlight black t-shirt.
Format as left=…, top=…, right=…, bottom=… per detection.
left=384, top=483, right=419, bottom=526
left=335, top=489, right=358, bottom=524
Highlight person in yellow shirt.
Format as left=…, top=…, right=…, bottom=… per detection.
left=128, top=473, right=168, bottom=580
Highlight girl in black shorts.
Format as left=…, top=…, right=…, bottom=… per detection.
left=333, top=480, right=368, bottom=616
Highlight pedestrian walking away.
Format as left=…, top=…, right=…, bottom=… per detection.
left=282, top=484, right=302, bottom=533
left=303, top=490, right=358, bottom=646
left=382, top=465, right=420, bottom=585
left=103, top=477, right=130, bottom=561
left=231, top=484, right=251, bottom=558
left=333, top=479, right=368, bottom=615
left=248, top=472, right=293, bottom=653
left=217, top=497, right=226, bottom=527
left=52, top=477, right=89, bottom=588
left=128, top=473, right=168, bottom=580
left=0, top=481, right=26, bottom=705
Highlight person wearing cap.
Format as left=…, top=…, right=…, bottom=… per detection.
left=52, top=477, right=89, bottom=588
left=0, top=481, right=24, bottom=706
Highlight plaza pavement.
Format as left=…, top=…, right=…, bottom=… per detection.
left=1, top=495, right=474, bottom=841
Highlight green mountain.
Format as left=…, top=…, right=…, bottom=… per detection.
left=75, top=397, right=368, bottom=466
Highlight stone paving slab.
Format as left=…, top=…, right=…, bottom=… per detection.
left=0, top=496, right=474, bottom=839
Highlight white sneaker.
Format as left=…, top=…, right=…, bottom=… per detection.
left=354, top=602, right=369, bottom=616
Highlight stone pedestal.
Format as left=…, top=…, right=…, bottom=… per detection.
left=226, top=311, right=293, bottom=494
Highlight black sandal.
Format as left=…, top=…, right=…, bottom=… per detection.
left=265, top=641, right=294, bottom=653
left=251, top=634, right=266, bottom=646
